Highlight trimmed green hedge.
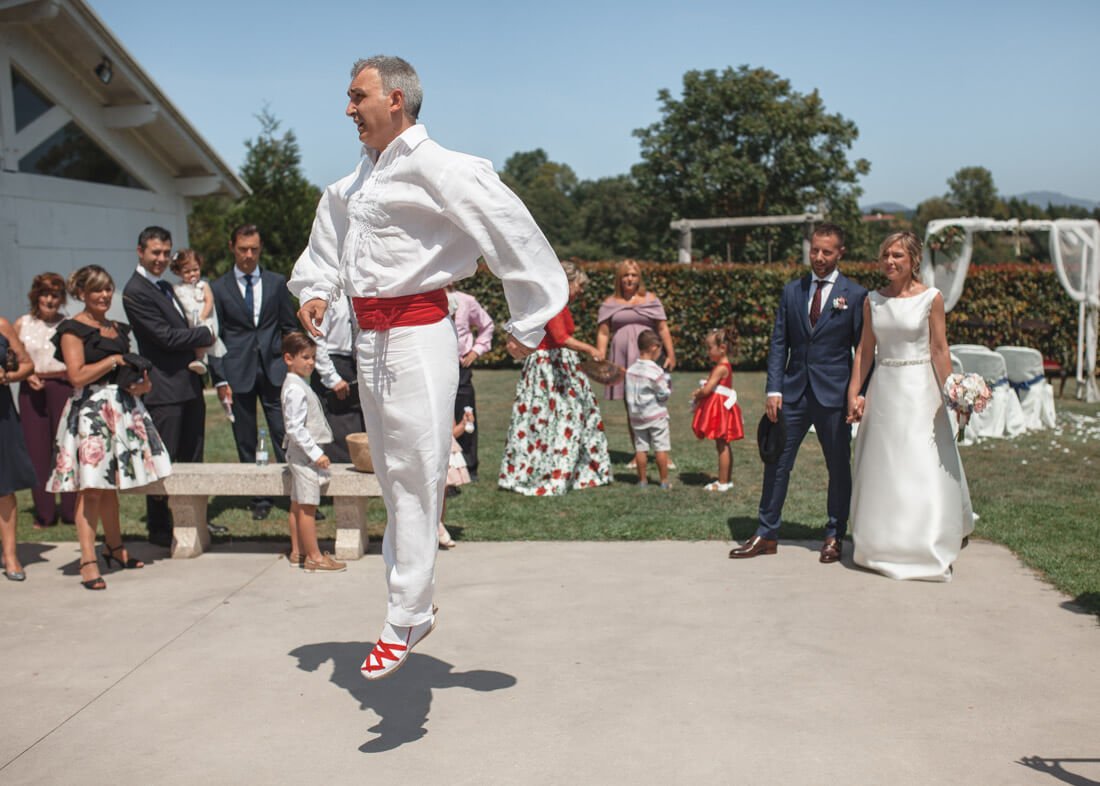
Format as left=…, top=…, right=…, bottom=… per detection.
left=459, top=261, right=1079, bottom=371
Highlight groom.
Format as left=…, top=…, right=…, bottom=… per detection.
left=731, top=223, right=867, bottom=563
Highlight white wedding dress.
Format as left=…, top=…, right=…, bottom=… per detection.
left=851, top=288, right=974, bottom=581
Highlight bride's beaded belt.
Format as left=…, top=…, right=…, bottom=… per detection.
left=879, top=357, right=931, bottom=366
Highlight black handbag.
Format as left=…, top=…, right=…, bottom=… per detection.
left=116, top=353, right=153, bottom=390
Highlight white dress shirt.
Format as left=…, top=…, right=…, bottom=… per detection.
left=312, top=294, right=356, bottom=390
left=288, top=124, right=567, bottom=348
left=808, top=268, right=839, bottom=317
left=233, top=266, right=263, bottom=326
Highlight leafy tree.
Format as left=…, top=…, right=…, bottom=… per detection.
left=946, top=166, right=1003, bottom=217
left=567, top=175, right=647, bottom=259
left=236, top=108, right=321, bottom=276
left=500, top=149, right=579, bottom=257
left=186, top=194, right=235, bottom=274
left=187, top=108, right=320, bottom=277
left=854, top=212, right=914, bottom=262
left=632, top=66, right=870, bottom=261
left=913, top=196, right=958, bottom=237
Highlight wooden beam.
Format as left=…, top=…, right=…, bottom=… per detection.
left=174, top=175, right=221, bottom=197
left=0, top=0, right=62, bottom=25
left=670, top=213, right=824, bottom=231
left=101, top=103, right=157, bottom=129
left=9, top=103, right=69, bottom=158
left=670, top=213, right=826, bottom=263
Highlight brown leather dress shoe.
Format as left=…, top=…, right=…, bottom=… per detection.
left=819, top=537, right=842, bottom=564
left=729, top=535, right=778, bottom=559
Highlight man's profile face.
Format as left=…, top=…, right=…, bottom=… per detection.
left=346, top=68, right=399, bottom=152
left=231, top=233, right=262, bottom=275
left=809, top=233, right=844, bottom=279
left=138, top=238, right=171, bottom=277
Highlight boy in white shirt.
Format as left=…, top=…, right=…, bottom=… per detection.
left=625, top=329, right=672, bottom=488
left=280, top=332, right=344, bottom=572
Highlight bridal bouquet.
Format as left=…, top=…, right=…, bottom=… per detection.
left=942, top=372, right=992, bottom=442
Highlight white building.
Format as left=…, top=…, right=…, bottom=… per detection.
left=0, top=0, right=246, bottom=321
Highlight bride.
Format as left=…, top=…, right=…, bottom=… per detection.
left=846, top=232, right=974, bottom=581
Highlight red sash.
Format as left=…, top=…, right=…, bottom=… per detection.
left=351, top=290, right=449, bottom=331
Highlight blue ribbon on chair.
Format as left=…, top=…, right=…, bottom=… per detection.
left=989, top=376, right=1010, bottom=389
left=1009, top=373, right=1045, bottom=392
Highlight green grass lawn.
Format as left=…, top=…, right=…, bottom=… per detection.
left=13, top=371, right=1100, bottom=615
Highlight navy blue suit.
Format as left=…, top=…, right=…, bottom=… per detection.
left=757, top=272, right=867, bottom=541
left=209, top=268, right=298, bottom=463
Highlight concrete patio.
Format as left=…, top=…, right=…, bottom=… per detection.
left=0, top=539, right=1097, bottom=785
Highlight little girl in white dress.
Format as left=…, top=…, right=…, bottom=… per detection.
left=170, top=249, right=225, bottom=374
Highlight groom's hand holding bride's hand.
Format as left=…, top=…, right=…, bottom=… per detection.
left=846, top=395, right=865, bottom=424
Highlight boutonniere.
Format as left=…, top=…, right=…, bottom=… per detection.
left=832, top=296, right=848, bottom=311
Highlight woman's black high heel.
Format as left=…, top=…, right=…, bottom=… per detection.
left=101, top=543, right=144, bottom=570
left=79, top=560, right=106, bottom=591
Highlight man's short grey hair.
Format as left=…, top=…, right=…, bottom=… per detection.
left=351, top=56, right=423, bottom=121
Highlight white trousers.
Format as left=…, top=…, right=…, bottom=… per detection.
left=356, top=318, right=458, bottom=627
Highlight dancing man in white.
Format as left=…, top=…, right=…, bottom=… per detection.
left=289, top=56, right=567, bottom=679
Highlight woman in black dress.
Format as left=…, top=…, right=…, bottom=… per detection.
left=46, top=266, right=171, bottom=590
left=0, top=316, right=38, bottom=581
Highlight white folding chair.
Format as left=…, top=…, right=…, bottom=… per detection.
left=950, top=343, right=991, bottom=355
left=950, top=353, right=964, bottom=375
left=953, top=348, right=1026, bottom=438
left=996, top=346, right=1057, bottom=430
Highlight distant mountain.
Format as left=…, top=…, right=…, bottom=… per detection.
left=861, top=201, right=913, bottom=216
left=862, top=192, right=1099, bottom=216
left=1011, top=191, right=1098, bottom=210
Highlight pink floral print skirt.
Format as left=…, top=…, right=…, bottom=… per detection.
left=46, top=384, right=172, bottom=491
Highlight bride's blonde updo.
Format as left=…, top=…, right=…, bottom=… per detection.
left=878, top=232, right=923, bottom=278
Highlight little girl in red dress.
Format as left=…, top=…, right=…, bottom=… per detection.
left=691, top=327, right=744, bottom=491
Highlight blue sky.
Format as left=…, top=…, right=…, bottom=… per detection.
left=94, top=0, right=1099, bottom=207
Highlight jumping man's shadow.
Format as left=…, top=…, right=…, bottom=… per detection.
left=288, top=641, right=517, bottom=753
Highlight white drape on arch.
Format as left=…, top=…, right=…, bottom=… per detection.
left=922, top=218, right=1099, bottom=403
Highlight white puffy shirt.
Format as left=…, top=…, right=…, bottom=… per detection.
left=311, top=294, right=356, bottom=390
left=288, top=124, right=567, bottom=348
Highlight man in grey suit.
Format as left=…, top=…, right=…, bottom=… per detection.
left=210, top=224, right=299, bottom=519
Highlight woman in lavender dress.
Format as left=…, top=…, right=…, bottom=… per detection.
left=595, top=260, right=676, bottom=460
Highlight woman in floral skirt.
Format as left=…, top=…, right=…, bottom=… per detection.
left=47, top=266, right=172, bottom=590
left=498, top=262, right=612, bottom=496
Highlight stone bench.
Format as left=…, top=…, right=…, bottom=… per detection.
left=122, top=463, right=381, bottom=560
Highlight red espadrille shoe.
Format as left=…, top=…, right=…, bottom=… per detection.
left=361, top=614, right=436, bottom=680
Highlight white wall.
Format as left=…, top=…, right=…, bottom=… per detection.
left=0, top=171, right=189, bottom=323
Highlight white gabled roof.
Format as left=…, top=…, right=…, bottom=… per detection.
left=0, top=0, right=249, bottom=198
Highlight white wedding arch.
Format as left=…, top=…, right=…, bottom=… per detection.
left=921, top=217, right=1099, bottom=402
